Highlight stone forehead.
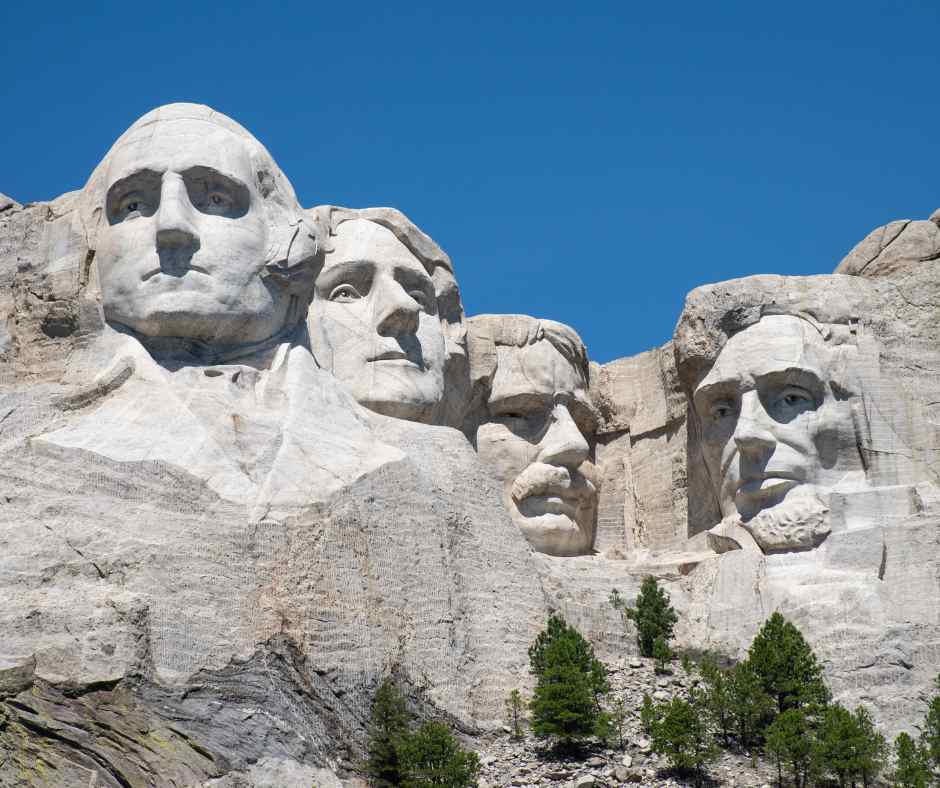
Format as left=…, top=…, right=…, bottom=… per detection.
left=490, top=340, right=587, bottom=400
left=110, top=103, right=255, bottom=149
left=699, top=315, right=828, bottom=389
left=328, top=218, right=423, bottom=265
left=105, top=124, right=255, bottom=186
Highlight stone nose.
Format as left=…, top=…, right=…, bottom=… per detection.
left=538, top=403, right=589, bottom=468
left=374, top=277, right=421, bottom=337
left=733, top=391, right=776, bottom=456
left=155, top=173, right=199, bottom=249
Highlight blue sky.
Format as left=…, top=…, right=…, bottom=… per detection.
left=2, top=2, right=938, bottom=362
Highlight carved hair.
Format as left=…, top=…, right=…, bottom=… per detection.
left=309, top=205, right=463, bottom=328
left=467, top=313, right=589, bottom=389
left=77, top=103, right=320, bottom=288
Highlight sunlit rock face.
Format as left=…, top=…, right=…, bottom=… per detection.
left=669, top=270, right=940, bottom=739
left=692, top=312, right=869, bottom=552
left=466, top=314, right=599, bottom=557
left=305, top=206, right=468, bottom=427
left=0, top=105, right=546, bottom=787
left=81, top=103, right=319, bottom=347
left=5, top=97, right=940, bottom=784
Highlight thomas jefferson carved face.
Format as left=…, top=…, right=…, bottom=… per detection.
left=95, top=118, right=288, bottom=345
left=308, top=219, right=447, bottom=423
left=693, top=315, right=863, bottom=547
left=475, top=334, right=598, bottom=556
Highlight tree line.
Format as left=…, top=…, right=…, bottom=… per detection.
left=363, top=575, right=940, bottom=786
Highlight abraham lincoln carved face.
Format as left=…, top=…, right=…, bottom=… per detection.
left=693, top=314, right=866, bottom=551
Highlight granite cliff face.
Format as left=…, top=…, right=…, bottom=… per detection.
left=2, top=104, right=940, bottom=786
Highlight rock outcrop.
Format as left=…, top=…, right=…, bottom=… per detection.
left=3, top=102, right=940, bottom=785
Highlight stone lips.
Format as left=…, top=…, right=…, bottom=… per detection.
left=3, top=99, right=940, bottom=783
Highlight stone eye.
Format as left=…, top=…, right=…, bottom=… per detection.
left=126, top=201, right=139, bottom=213
left=710, top=402, right=733, bottom=420
left=779, top=387, right=814, bottom=409
left=329, top=284, right=362, bottom=303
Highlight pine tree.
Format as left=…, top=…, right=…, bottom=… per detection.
left=505, top=689, right=525, bottom=740
left=396, top=721, right=480, bottom=788
left=922, top=674, right=940, bottom=773
left=852, top=706, right=887, bottom=788
left=652, top=635, right=672, bottom=674
left=894, top=732, right=932, bottom=788
left=614, top=577, right=678, bottom=658
left=765, top=707, right=819, bottom=788
left=815, top=703, right=885, bottom=788
left=528, top=614, right=609, bottom=748
left=699, top=655, right=733, bottom=744
left=640, top=693, right=656, bottom=735
left=747, top=612, right=828, bottom=713
left=366, top=678, right=410, bottom=787
left=649, top=696, right=718, bottom=783
left=726, top=660, right=773, bottom=748
left=607, top=697, right=628, bottom=750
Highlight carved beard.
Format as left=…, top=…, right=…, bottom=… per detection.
left=729, top=490, right=831, bottom=553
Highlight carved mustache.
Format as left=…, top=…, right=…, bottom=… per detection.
left=511, top=462, right=597, bottom=506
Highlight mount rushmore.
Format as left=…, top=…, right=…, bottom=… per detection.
left=2, top=103, right=940, bottom=786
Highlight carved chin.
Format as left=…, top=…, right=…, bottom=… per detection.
left=734, top=491, right=831, bottom=553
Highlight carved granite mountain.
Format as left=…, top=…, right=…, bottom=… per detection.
left=4, top=103, right=940, bottom=786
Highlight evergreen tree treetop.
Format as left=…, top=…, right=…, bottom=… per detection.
left=747, top=611, right=828, bottom=713
left=528, top=613, right=609, bottom=747
left=616, top=576, right=678, bottom=658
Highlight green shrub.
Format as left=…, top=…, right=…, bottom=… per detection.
left=815, top=703, right=886, bottom=788
left=528, top=614, right=609, bottom=747
left=765, top=707, right=819, bottom=788
left=505, top=689, right=525, bottom=740
left=650, top=696, right=718, bottom=780
left=366, top=678, right=410, bottom=787
left=640, top=693, right=656, bottom=735
left=726, top=660, right=773, bottom=748
left=612, top=577, right=678, bottom=658
left=652, top=636, right=672, bottom=674
left=397, top=721, right=480, bottom=788
left=922, top=675, right=940, bottom=773
left=894, top=732, right=932, bottom=788
left=747, top=612, right=828, bottom=713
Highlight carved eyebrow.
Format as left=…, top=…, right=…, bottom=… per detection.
left=316, top=259, right=375, bottom=287
left=693, top=379, right=737, bottom=406
left=181, top=165, right=250, bottom=193
left=755, top=367, right=825, bottom=401
left=105, top=169, right=161, bottom=199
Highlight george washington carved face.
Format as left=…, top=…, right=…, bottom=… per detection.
left=86, top=106, right=315, bottom=346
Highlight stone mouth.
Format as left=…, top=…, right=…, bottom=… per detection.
left=142, top=265, right=210, bottom=281
left=737, top=475, right=800, bottom=496
left=518, top=493, right=581, bottom=520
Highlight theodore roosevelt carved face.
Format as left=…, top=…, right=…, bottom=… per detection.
left=85, top=105, right=315, bottom=346
left=693, top=314, right=865, bottom=551
left=469, top=315, right=598, bottom=557
left=308, top=216, right=449, bottom=424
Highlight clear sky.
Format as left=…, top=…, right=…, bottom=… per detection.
left=2, top=2, right=938, bottom=362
